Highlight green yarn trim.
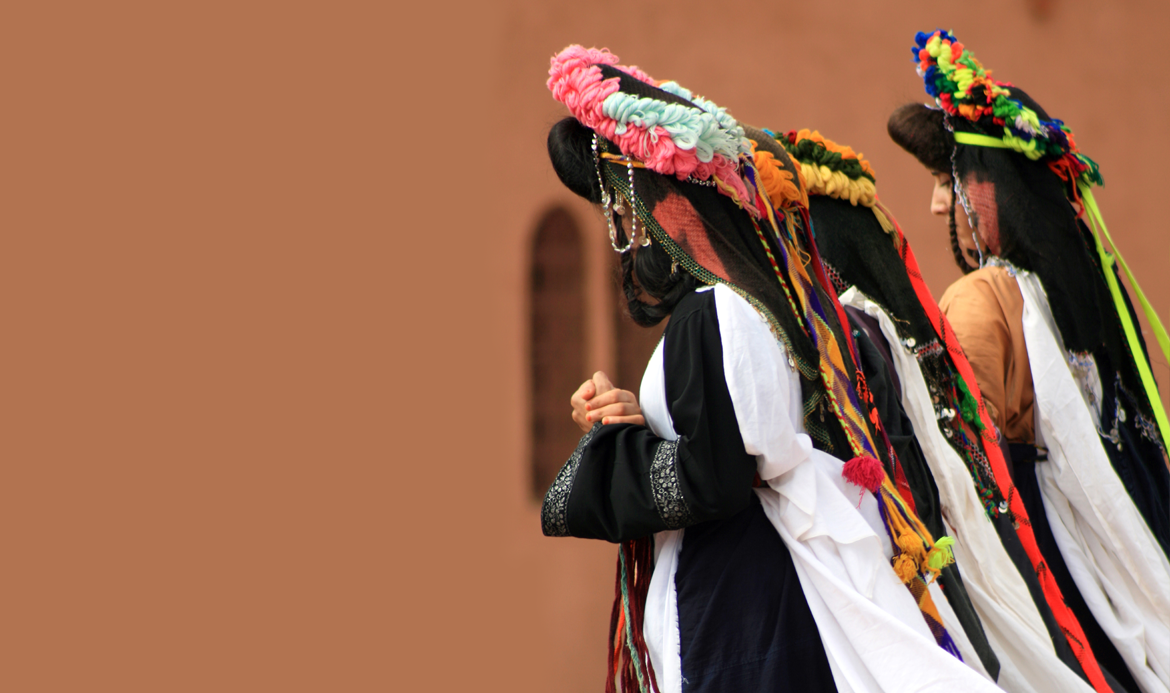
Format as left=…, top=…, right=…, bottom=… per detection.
left=780, top=137, right=875, bottom=183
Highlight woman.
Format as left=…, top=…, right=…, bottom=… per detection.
left=540, top=45, right=1000, bottom=693
left=888, top=30, right=1170, bottom=693
left=774, top=126, right=1111, bottom=693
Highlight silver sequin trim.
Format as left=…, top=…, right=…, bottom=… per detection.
left=911, top=338, right=945, bottom=359
left=649, top=440, right=693, bottom=529
left=541, top=423, right=600, bottom=537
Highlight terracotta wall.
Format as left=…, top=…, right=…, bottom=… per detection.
left=6, top=1, right=1166, bottom=690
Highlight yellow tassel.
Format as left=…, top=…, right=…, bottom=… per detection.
left=893, top=553, right=919, bottom=583
left=871, top=206, right=895, bottom=235
left=896, top=530, right=922, bottom=556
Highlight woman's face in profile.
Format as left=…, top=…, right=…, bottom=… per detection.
left=931, top=171, right=981, bottom=269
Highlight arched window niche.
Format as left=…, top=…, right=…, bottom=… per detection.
left=529, top=207, right=586, bottom=499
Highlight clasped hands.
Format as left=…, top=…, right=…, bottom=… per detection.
left=570, top=371, right=645, bottom=433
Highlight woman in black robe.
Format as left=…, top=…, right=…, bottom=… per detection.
left=538, top=44, right=1003, bottom=693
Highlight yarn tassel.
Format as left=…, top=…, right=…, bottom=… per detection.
left=842, top=455, right=884, bottom=493
left=926, top=536, right=956, bottom=574
left=606, top=539, right=659, bottom=693
left=954, top=374, right=984, bottom=432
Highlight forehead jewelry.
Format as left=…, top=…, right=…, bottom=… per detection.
left=593, top=133, right=636, bottom=253
left=626, top=159, right=643, bottom=248
left=593, top=134, right=633, bottom=253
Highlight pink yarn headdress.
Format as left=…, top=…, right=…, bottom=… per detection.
left=547, top=45, right=756, bottom=210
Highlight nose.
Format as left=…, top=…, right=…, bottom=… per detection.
left=930, top=183, right=951, bottom=216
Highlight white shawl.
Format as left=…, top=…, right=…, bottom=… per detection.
left=1014, top=268, right=1170, bottom=693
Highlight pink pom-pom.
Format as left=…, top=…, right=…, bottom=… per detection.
left=842, top=455, right=884, bottom=493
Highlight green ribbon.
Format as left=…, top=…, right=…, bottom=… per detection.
left=1078, top=184, right=1169, bottom=444
left=952, top=132, right=1014, bottom=149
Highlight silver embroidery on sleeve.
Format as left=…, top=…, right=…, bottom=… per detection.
left=649, top=440, right=693, bottom=529
left=541, top=423, right=600, bottom=537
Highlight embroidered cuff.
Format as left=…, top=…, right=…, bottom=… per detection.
left=649, top=440, right=694, bottom=529
left=540, top=423, right=600, bottom=537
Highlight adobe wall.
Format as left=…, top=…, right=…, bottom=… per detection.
left=6, top=1, right=1165, bottom=690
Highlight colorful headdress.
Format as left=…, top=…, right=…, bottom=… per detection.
left=770, top=128, right=893, bottom=233
left=548, top=46, right=761, bottom=213
left=912, top=30, right=1101, bottom=187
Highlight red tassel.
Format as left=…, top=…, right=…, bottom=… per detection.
left=606, top=538, right=660, bottom=693
left=842, top=455, right=884, bottom=493
left=606, top=554, right=622, bottom=693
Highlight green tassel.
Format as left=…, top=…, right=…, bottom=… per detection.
left=926, top=536, right=956, bottom=571
left=955, top=376, right=984, bottom=433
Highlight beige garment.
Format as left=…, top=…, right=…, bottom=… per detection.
left=939, top=265, right=1035, bottom=444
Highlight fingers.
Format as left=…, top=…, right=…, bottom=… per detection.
left=585, top=388, right=637, bottom=411
left=572, top=374, right=645, bottom=431
left=592, top=370, right=615, bottom=396
left=584, top=400, right=644, bottom=425
left=570, top=379, right=596, bottom=411
left=572, top=410, right=593, bottom=433
left=600, top=414, right=646, bottom=426
left=570, top=379, right=598, bottom=433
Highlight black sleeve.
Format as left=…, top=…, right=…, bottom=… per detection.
left=541, top=290, right=759, bottom=543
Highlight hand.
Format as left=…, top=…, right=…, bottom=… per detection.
left=570, top=371, right=645, bottom=433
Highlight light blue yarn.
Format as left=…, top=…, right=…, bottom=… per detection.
left=658, top=81, right=751, bottom=157
left=600, top=90, right=746, bottom=163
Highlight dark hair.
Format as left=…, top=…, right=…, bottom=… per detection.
left=547, top=116, right=698, bottom=326
left=887, top=103, right=953, bottom=173
left=947, top=194, right=973, bottom=274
